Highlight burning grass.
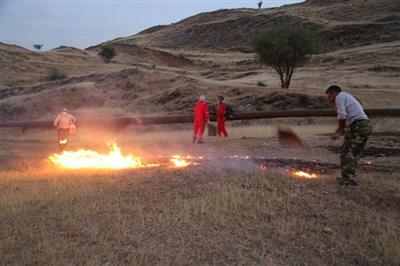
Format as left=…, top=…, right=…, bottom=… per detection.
left=46, top=142, right=325, bottom=178
left=48, top=141, right=150, bottom=170
left=47, top=142, right=202, bottom=170
left=1, top=124, right=400, bottom=264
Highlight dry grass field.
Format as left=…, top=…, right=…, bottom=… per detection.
left=1, top=121, right=399, bottom=265
left=1, top=0, right=399, bottom=264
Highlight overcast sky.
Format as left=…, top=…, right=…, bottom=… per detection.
left=0, top=0, right=304, bottom=51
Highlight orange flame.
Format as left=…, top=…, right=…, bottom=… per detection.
left=48, top=142, right=199, bottom=170
left=49, top=142, right=151, bottom=169
left=170, top=155, right=191, bottom=168
left=293, top=170, right=318, bottom=179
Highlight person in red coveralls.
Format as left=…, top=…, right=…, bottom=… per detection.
left=216, top=95, right=228, bottom=137
left=193, top=95, right=210, bottom=144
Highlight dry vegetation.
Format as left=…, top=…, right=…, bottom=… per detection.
left=1, top=0, right=399, bottom=122
left=1, top=168, right=399, bottom=265
left=1, top=121, right=400, bottom=265
left=1, top=0, right=399, bottom=264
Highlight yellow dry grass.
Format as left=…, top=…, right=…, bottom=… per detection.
left=1, top=166, right=399, bottom=265
left=1, top=121, right=399, bottom=265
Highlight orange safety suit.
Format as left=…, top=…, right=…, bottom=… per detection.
left=217, top=102, right=228, bottom=137
left=193, top=100, right=209, bottom=143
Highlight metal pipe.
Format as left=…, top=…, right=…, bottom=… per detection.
left=1, top=108, right=399, bottom=130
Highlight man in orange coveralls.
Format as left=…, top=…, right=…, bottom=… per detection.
left=193, top=95, right=210, bottom=144
left=216, top=95, right=228, bottom=137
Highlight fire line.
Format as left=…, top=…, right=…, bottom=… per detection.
left=48, top=144, right=323, bottom=178
left=49, top=142, right=193, bottom=170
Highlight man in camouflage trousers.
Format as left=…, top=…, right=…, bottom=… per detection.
left=326, top=85, right=372, bottom=186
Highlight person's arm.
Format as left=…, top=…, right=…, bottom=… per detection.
left=332, top=96, right=347, bottom=140
left=336, top=95, right=347, bottom=121
left=204, top=103, right=210, bottom=122
left=332, top=119, right=346, bottom=140
left=70, top=114, right=76, bottom=124
left=54, top=115, right=59, bottom=127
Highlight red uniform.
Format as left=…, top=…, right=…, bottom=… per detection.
left=217, top=102, right=228, bottom=137
left=193, top=100, right=209, bottom=143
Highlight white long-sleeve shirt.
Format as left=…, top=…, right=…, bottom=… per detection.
left=54, top=113, right=76, bottom=129
left=335, top=92, right=368, bottom=124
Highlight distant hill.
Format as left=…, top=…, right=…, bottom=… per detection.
left=98, top=0, right=399, bottom=52
left=1, top=0, right=399, bottom=121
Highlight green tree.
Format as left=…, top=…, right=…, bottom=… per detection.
left=98, top=45, right=116, bottom=63
left=33, top=44, right=44, bottom=51
left=252, top=25, right=318, bottom=89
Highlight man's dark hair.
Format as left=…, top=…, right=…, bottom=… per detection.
left=218, top=96, right=224, bottom=101
left=325, top=85, right=342, bottom=94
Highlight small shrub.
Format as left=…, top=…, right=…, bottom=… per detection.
left=257, top=80, right=266, bottom=87
left=48, top=68, right=67, bottom=81
left=33, top=44, right=44, bottom=51
left=98, top=45, right=116, bottom=63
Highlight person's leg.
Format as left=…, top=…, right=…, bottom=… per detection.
left=340, top=130, right=355, bottom=180
left=340, top=121, right=372, bottom=185
left=351, top=121, right=372, bottom=167
left=57, top=129, right=62, bottom=151
left=197, top=121, right=205, bottom=143
left=221, top=119, right=228, bottom=137
left=58, top=129, right=69, bottom=151
left=217, top=119, right=222, bottom=136
left=193, top=121, right=199, bottom=143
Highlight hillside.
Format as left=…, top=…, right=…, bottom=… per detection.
left=0, top=0, right=399, bottom=122
left=0, top=42, right=125, bottom=88
left=102, top=0, right=400, bottom=51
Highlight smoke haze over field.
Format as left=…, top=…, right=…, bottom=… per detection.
left=0, top=0, right=304, bottom=50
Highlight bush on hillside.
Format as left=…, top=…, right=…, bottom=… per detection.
left=98, top=45, right=116, bottom=63
left=48, top=67, right=67, bottom=81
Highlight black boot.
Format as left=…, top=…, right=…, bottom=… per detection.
left=337, top=177, right=358, bottom=186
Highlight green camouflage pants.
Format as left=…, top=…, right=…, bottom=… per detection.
left=340, top=120, right=372, bottom=179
